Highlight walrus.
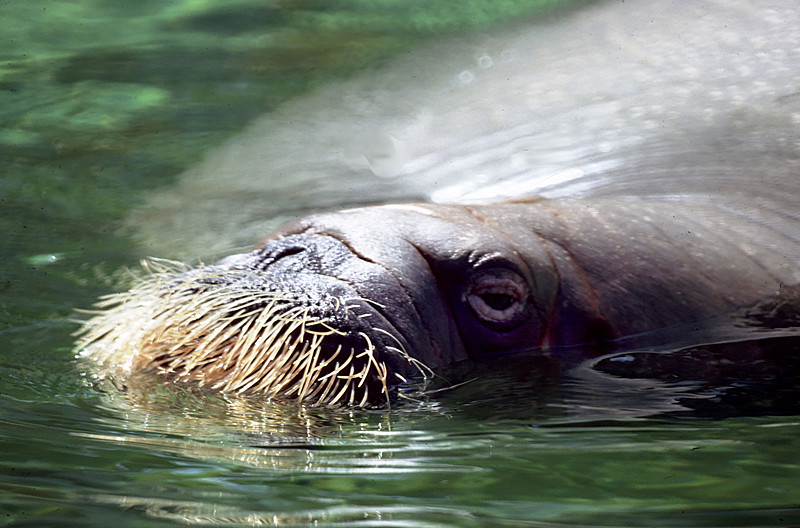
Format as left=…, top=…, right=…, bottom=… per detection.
left=76, top=0, right=800, bottom=407
left=76, top=195, right=800, bottom=406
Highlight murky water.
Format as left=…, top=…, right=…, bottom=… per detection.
left=2, top=1, right=800, bottom=526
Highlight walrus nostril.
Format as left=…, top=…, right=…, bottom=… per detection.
left=253, top=235, right=354, bottom=273
left=270, top=246, right=305, bottom=262
left=248, top=244, right=306, bottom=270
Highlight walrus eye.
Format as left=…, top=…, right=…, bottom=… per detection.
left=466, top=270, right=528, bottom=329
left=480, top=292, right=515, bottom=311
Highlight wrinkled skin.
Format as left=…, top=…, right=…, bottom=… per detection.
left=215, top=197, right=800, bottom=381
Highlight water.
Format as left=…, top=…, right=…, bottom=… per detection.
left=2, top=1, right=800, bottom=526
left=3, top=367, right=800, bottom=526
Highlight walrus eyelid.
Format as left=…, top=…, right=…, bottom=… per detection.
left=412, top=245, right=530, bottom=329
left=470, top=252, right=527, bottom=276
left=465, top=269, right=530, bottom=330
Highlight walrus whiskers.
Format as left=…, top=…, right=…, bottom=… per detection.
left=75, top=260, right=415, bottom=407
left=371, top=326, right=435, bottom=382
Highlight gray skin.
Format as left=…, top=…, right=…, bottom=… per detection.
left=218, top=197, right=800, bottom=381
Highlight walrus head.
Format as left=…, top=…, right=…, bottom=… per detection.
left=77, top=202, right=562, bottom=406
left=77, top=197, right=799, bottom=406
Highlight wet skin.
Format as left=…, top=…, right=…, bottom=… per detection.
left=77, top=193, right=800, bottom=405
left=216, top=197, right=799, bottom=381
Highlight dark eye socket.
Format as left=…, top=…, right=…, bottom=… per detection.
left=465, top=268, right=529, bottom=330
left=479, top=292, right=515, bottom=311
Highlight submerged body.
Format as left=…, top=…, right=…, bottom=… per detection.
left=77, top=196, right=800, bottom=406
left=131, top=0, right=800, bottom=260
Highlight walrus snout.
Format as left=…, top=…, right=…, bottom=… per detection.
left=76, top=203, right=561, bottom=406
left=75, top=232, right=439, bottom=406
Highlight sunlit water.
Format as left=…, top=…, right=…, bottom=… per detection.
left=2, top=1, right=800, bottom=526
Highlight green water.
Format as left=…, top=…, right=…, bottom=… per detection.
left=2, top=1, right=799, bottom=526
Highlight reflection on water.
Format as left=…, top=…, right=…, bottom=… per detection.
left=5, top=369, right=800, bottom=527
left=3, top=0, right=800, bottom=526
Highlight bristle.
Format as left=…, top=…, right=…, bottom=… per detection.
left=75, top=260, right=429, bottom=407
